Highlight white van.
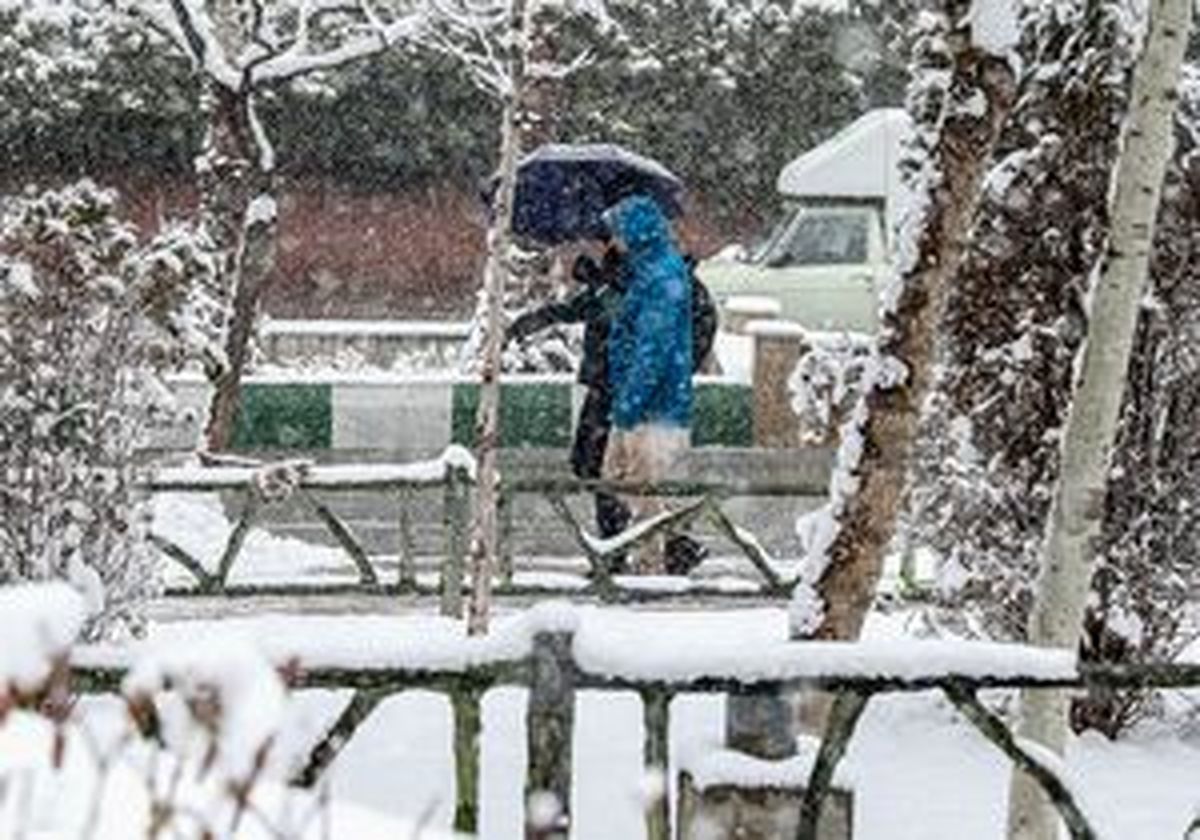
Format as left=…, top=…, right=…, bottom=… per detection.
left=699, top=109, right=912, bottom=333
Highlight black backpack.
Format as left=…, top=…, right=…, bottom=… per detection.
left=686, top=256, right=718, bottom=372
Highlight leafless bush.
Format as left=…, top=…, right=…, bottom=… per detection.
left=0, top=181, right=221, bottom=639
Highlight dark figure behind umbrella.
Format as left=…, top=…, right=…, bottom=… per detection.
left=506, top=246, right=631, bottom=554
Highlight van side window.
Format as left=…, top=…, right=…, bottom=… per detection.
left=771, top=213, right=869, bottom=267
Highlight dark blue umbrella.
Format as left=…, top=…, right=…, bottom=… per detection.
left=491, top=143, right=685, bottom=245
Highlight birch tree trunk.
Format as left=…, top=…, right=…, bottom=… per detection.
left=467, top=0, right=531, bottom=636
left=1008, top=0, right=1193, bottom=836
left=794, top=2, right=1017, bottom=642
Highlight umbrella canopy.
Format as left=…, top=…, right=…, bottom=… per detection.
left=492, top=143, right=685, bottom=245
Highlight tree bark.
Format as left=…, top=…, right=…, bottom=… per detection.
left=908, top=0, right=1136, bottom=644
left=204, top=152, right=276, bottom=450
left=467, top=0, right=531, bottom=636
left=1008, top=1, right=1194, bottom=837
left=193, top=1, right=279, bottom=453
left=800, top=6, right=1017, bottom=642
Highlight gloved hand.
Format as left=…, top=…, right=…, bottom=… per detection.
left=572, top=253, right=601, bottom=286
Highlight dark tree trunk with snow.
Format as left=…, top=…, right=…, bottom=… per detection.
left=909, top=0, right=1136, bottom=641
left=795, top=1, right=1017, bottom=643
left=135, top=0, right=424, bottom=451
left=200, top=84, right=277, bottom=451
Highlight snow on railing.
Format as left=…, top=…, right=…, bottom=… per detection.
left=139, top=450, right=811, bottom=608
left=66, top=600, right=1200, bottom=840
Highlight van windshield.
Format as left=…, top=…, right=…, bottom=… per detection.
left=745, top=207, right=799, bottom=264
left=748, top=206, right=871, bottom=267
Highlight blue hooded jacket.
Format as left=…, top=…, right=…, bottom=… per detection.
left=605, top=195, right=693, bottom=430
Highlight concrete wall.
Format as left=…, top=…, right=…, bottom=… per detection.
left=159, top=373, right=754, bottom=459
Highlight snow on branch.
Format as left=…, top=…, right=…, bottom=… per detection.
left=251, top=3, right=429, bottom=84
left=136, top=0, right=243, bottom=88
left=126, top=0, right=429, bottom=90
left=422, top=0, right=607, bottom=99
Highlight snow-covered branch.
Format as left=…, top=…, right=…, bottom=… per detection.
left=251, top=4, right=429, bottom=84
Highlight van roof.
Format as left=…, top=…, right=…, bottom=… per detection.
left=776, top=108, right=912, bottom=205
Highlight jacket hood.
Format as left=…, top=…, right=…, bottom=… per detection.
left=605, top=195, right=672, bottom=253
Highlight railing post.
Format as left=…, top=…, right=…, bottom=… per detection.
left=525, top=629, right=575, bottom=839
left=442, top=463, right=471, bottom=617
left=452, top=685, right=483, bottom=834
left=499, top=486, right=515, bottom=586
left=642, top=687, right=672, bottom=840
left=214, top=490, right=260, bottom=591
left=726, top=686, right=795, bottom=760
left=397, top=484, right=417, bottom=591
left=747, top=319, right=808, bottom=448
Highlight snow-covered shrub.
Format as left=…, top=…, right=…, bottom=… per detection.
left=904, top=0, right=1136, bottom=641
left=0, top=582, right=452, bottom=839
left=0, top=181, right=222, bottom=640
left=1072, top=68, right=1200, bottom=736
left=0, top=582, right=85, bottom=717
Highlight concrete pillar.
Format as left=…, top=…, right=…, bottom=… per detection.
left=747, top=319, right=809, bottom=449
left=678, top=773, right=853, bottom=840
left=723, top=296, right=783, bottom=335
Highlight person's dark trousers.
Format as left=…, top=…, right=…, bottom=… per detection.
left=570, top=386, right=631, bottom=550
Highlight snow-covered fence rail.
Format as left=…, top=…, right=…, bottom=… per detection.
left=70, top=606, right=1200, bottom=840
left=144, top=450, right=477, bottom=616
left=143, top=450, right=820, bottom=605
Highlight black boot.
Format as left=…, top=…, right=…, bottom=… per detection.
left=665, top=534, right=708, bottom=576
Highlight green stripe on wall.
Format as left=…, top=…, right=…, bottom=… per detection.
left=222, top=379, right=750, bottom=453
left=451, top=382, right=574, bottom=448
left=233, top=383, right=333, bottom=450
left=693, top=383, right=753, bottom=447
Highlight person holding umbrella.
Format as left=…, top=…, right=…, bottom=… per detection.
left=505, top=235, right=710, bottom=575
left=602, top=193, right=695, bottom=575
left=496, top=143, right=707, bottom=575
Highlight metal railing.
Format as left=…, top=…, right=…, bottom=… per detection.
left=73, top=621, right=1200, bottom=840
left=143, top=458, right=813, bottom=612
